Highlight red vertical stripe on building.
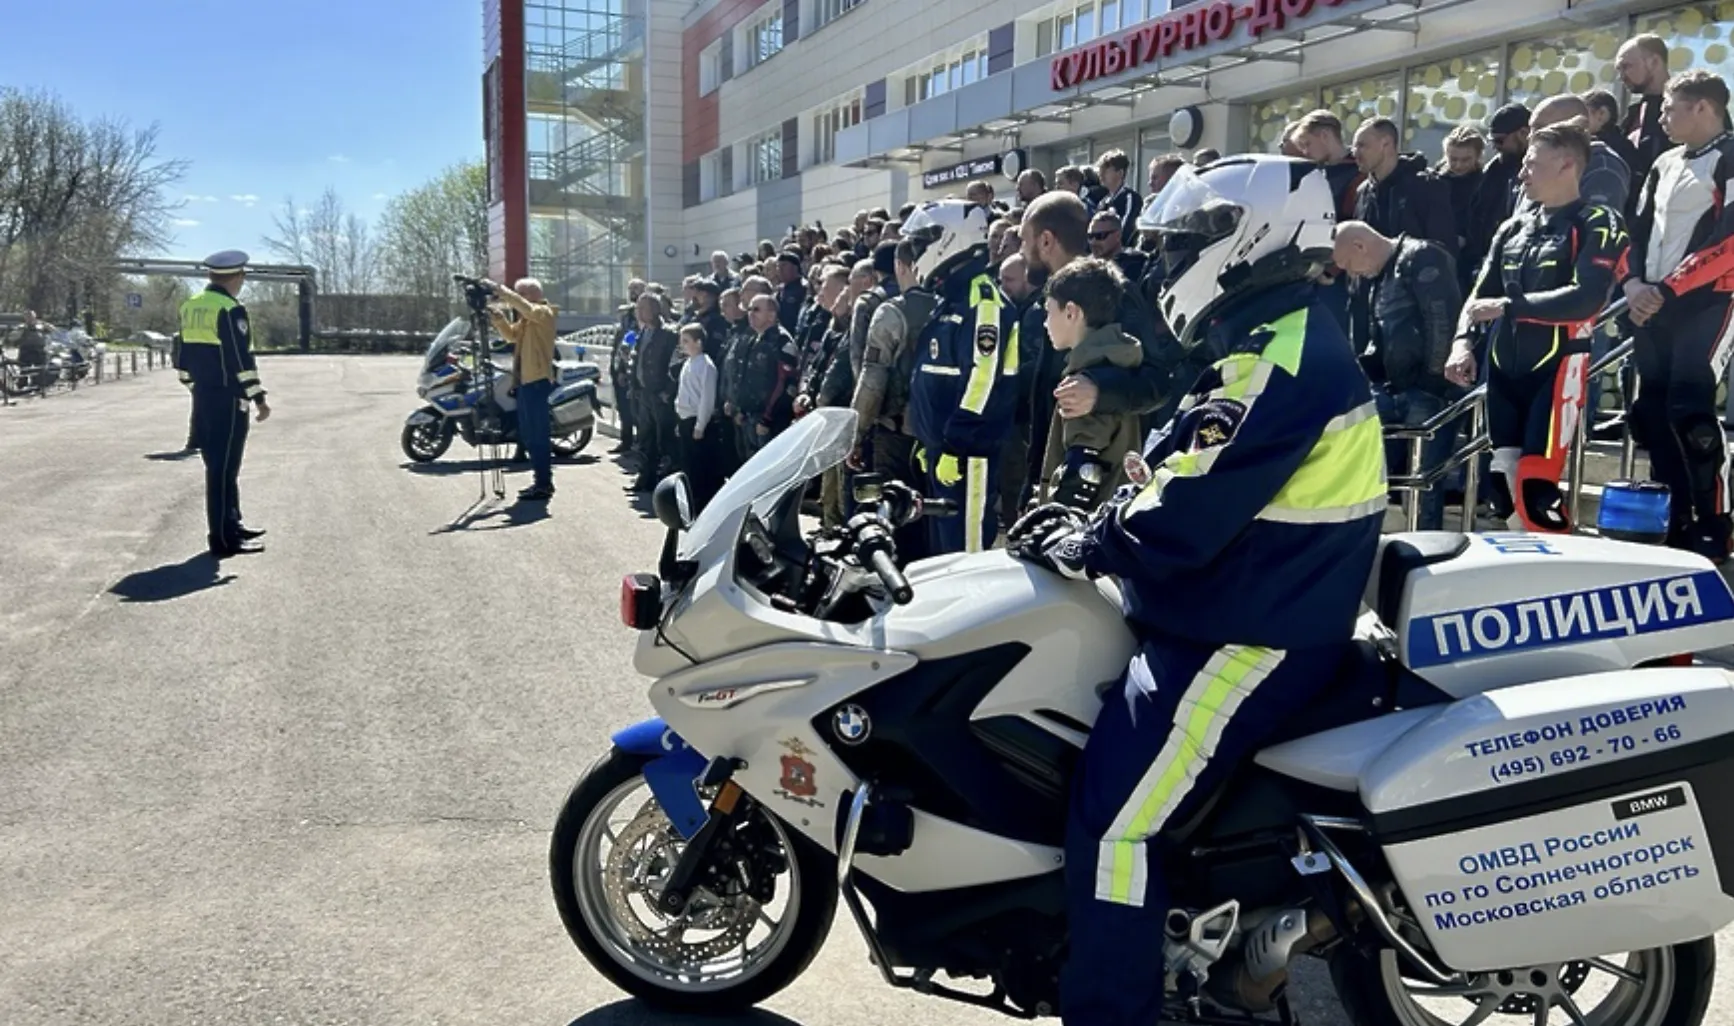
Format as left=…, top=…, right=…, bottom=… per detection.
left=485, top=0, right=527, bottom=284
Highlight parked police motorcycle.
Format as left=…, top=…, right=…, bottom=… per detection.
left=400, top=281, right=600, bottom=463
left=550, top=406, right=1734, bottom=1026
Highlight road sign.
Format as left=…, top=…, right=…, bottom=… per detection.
left=125, top=293, right=143, bottom=309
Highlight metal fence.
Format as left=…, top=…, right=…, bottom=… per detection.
left=1, top=344, right=175, bottom=406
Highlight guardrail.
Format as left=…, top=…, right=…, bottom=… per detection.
left=1384, top=298, right=1637, bottom=533
left=1, top=345, right=174, bottom=406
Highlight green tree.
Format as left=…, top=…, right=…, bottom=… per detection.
left=375, top=160, right=488, bottom=307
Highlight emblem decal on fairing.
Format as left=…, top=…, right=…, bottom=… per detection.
left=775, top=737, right=825, bottom=807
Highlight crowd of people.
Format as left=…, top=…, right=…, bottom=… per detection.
left=603, top=31, right=1734, bottom=562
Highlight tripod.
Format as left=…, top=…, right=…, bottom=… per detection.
left=456, top=275, right=506, bottom=502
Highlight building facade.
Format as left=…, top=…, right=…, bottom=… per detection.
left=486, top=0, right=1734, bottom=307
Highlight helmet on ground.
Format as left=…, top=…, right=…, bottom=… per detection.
left=1136, top=155, right=1336, bottom=348
left=900, top=200, right=993, bottom=285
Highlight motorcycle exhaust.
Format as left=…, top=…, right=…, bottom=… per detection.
left=1209, top=907, right=1341, bottom=1012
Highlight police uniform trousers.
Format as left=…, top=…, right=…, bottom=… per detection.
left=923, top=451, right=999, bottom=555
left=1062, top=636, right=1346, bottom=1026
left=194, top=388, right=250, bottom=552
left=1630, top=302, right=1734, bottom=541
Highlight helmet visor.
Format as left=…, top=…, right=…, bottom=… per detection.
left=1139, top=166, right=1245, bottom=281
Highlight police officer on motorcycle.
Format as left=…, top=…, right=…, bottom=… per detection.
left=902, top=200, right=1021, bottom=554
left=1007, top=156, right=1388, bottom=1026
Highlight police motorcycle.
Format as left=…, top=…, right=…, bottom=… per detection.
left=400, top=277, right=599, bottom=463
left=549, top=406, right=1734, bottom=1026
left=548, top=171, right=1734, bottom=1026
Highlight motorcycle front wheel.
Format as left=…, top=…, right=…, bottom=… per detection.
left=550, top=748, right=836, bottom=1013
left=1332, top=939, right=1714, bottom=1026
left=401, top=416, right=453, bottom=462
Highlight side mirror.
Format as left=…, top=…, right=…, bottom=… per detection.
left=653, top=473, right=695, bottom=532
left=852, top=473, right=884, bottom=505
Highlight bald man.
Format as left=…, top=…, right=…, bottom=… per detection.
left=1334, top=221, right=1463, bottom=529
left=1529, top=94, right=1631, bottom=214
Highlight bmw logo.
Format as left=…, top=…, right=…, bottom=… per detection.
left=832, top=704, right=872, bottom=745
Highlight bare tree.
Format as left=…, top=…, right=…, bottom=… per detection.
left=263, top=196, right=309, bottom=266
left=0, top=87, right=185, bottom=321
left=339, top=212, right=377, bottom=295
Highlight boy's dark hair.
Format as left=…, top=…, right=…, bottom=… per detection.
left=894, top=238, right=920, bottom=268
left=1046, top=257, right=1127, bottom=329
left=1582, top=89, right=1621, bottom=123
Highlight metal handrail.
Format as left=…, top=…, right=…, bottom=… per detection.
left=1382, top=297, right=1635, bottom=532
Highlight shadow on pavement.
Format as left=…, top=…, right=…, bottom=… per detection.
left=429, top=496, right=553, bottom=534
left=144, top=449, right=200, bottom=461
left=401, top=458, right=530, bottom=477
left=109, top=554, right=235, bottom=602
left=564, top=999, right=806, bottom=1026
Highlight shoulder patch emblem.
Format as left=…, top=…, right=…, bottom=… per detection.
left=1192, top=397, right=1247, bottom=450
left=930, top=337, right=941, bottom=360
left=234, top=313, right=249, bottom=337
left=975, top=323, right=998, bottom=356
left=1416, top=264, right=1440, bottom=285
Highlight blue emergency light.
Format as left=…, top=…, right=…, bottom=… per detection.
left=1596, top=480, right=1671, bottom=543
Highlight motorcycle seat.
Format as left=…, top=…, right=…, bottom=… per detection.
left=1371, top=531, right=1471, bottom=628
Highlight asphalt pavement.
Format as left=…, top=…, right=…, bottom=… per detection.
left=2, top=358, right=1733, bottom=1026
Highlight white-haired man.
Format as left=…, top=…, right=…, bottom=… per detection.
left=485, top=276, right=560, bottom=501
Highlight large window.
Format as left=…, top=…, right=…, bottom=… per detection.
left=521, top=0, right=646, bottom=317
left=815, top=0, right=866, bottom=31
left=1405, top=49, right=1503, bottom=161
left=811, top=93, right=863, bottom=166
left=1321, top=71, right=1404, bottom=141
left=1503, top=23, right=1623, bottom=110
left=699, top=39, right=722, bottom=95
left=1249, top=93, right=1320, bottom=153
left=903, top=42, right=990, bottom=105
left=745, top=129, right=783, bottom=186
left=743, top=7, right=784, bottom=71
left=1635, top=3, right=1734, bottom=75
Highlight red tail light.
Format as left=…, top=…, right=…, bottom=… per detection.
left=621, top=573, right=662, bottom=630
left=1638, top=654, right=1695, bottom=667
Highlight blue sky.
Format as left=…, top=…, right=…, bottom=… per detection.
left=8, top=0, right=486, bottom=262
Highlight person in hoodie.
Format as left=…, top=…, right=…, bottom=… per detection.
left=1351, top=117, right=1460, bottom=257
left=1033, top=258, right=1147, bottom=514
left=1583, top=88, right=1642, bottom=181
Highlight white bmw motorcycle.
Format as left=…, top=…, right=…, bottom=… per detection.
left=551, top=407, right=1734, bottom=1026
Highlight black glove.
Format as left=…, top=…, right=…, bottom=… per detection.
left=1007, top=503, right=1094, bottom=580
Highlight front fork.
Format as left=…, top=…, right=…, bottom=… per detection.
left=613, top=716, right=748, bottom=915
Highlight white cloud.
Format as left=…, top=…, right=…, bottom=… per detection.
left=328, top=154, right=351, bottom=163
left=372, top=192, right=389, bottom=200
left=229, top=193, right=258, bottom=202
left=184, top=194, right=219, bottom=203
left=172, top=218, right=201, bottom=227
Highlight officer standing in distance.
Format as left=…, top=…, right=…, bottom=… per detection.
left=178, top=250, right=270, bottom=558
left=902, top=200, right=1020, bottom=554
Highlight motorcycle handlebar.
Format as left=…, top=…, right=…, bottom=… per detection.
left=867, top=547, right=913, bottom=605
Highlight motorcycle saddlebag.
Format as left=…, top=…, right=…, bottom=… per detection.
left=549, top=381, right=595, bottom=433
left=1360, top=666, right=1734, bottom=973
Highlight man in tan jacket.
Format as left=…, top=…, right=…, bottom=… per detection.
left=485, top=277, right=559, bottom=501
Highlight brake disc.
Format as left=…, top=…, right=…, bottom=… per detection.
left=601, top=799, right=758, bottom=966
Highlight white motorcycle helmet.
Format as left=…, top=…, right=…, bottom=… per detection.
left=900, top=200, right=993, bottom=286
left=1137, top=155, right=1337, bottom=348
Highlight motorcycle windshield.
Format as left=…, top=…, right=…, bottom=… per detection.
left=423, top=318, right=469, bottom=373
left=676, top=408, right=854, bottom=561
